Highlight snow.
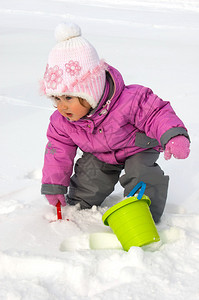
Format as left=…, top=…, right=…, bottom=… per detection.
left=1, top=0, right=199, bottom=299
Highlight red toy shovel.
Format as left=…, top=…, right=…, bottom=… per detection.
left=56, top=202, right=62, bottom=220
left=50, top=202, right=69, bottom=222
left=53, top=202, right=69, bottom=222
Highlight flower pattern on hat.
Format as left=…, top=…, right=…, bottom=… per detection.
left=44, top=65, right=63, bottom=89
left=65, top=60, right=81, bottom=76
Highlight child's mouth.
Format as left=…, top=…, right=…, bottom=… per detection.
left=66, top=113, right=73, bottom=118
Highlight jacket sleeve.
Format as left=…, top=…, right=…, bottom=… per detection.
left=41, top=115, right=77, bottom=194
left=130, top=86, right=190, bottom=148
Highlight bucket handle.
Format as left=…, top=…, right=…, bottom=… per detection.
left=127, top=181, right=146, bottom=200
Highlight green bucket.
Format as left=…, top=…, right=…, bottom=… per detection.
left=102, top=182, right=160, bottom=251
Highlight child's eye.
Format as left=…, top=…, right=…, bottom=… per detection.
left=54, top=96, right=61, bottom=101
left=51, top=96, right=60, bottom=102
left=65, top=96, right=72, bottom=101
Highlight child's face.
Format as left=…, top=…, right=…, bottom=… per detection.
left=52, top=95, right=91, bottom=121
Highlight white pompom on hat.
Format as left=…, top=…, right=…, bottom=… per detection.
left=42, top=22, right=107, bottom=108
left=55, top=23, right=81, bottom=42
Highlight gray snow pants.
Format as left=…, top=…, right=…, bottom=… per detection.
left=67, top=150, right=169, bottom=223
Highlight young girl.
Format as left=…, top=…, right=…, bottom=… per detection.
left=41, top=23, right=190, bottom=223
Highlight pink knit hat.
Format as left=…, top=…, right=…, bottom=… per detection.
left=41, top=23, right=107, bottom=108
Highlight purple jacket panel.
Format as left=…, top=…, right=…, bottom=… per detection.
left=42, top=122, right=77, bottom=186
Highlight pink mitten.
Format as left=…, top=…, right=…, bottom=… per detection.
left=45, top=194, right=66, bottom=207
left=164, top=136, right=190, bottom=160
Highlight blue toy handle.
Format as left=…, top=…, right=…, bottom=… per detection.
left=127, top=181, right=146, bottom=200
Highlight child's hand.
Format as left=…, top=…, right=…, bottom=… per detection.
left=164, top=136, right=190, bottom=160
left=45, top=194, right=66, bottom=207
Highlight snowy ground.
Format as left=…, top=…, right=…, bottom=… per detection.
left=1, top=0, right=199, bottom=299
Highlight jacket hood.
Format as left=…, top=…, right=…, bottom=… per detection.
left=86, top=64, right=125, bottom=118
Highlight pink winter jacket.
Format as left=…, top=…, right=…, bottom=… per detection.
left=41, top=65, right=189, bottom=194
